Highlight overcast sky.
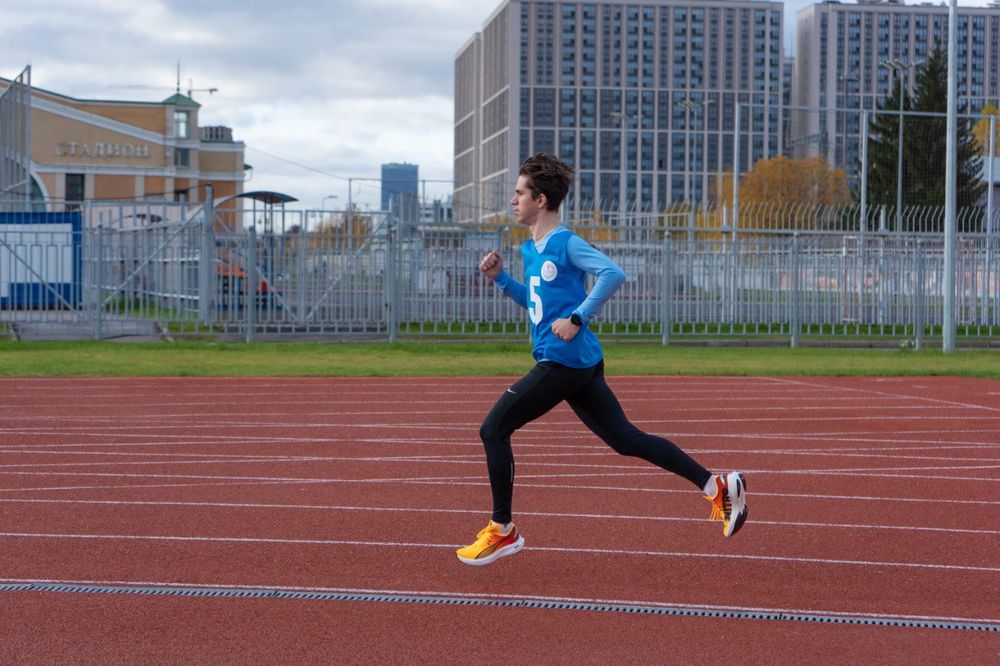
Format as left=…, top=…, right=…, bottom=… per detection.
left=2, top=0, right=987, bottom=210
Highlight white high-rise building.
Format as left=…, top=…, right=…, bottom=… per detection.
left=454, top=0, right=785, bottom=223
left=794, top=0, right=1000, bottom=177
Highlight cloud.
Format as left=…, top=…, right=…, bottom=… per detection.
left=3, top=0, right=502, bottom=209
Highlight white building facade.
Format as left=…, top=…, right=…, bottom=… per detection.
left=794, top=0, right=1000, bottom=178
left=455, top=0, right=785, bottom=223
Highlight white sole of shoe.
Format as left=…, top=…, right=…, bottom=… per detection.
left=724, top=472, right=748, bottom=538
left=457, top=534, right=525, bottom=566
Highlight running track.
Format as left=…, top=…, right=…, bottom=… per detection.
left=0, top=375, right=997, bottom=663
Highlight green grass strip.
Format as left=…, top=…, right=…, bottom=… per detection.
left=1, top=340, right=1000, bottom=378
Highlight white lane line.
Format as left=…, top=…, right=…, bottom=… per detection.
left=0, top=396, right=927, bottom=416
left=0, top=452, right=997, bottom=482
left=777, top=471, right=1000, bottom=482
left=0, top=439, right=994, bottom=463
left=0, top=437, right=603, bottom=452
left=1, top=576, right=995, bottom=627
left=0, top=392, right=924, bottom=406
left=778, top=463, right=1000, bottom=474
left=2, top=498, right=996, bottom=536
left=0, top=446, right=995, bottom=466
left=767, top=377, right=1000, bottom=413
left=0, top=402, right=938, bottom=422
left=2, top=427, right=998, bottom=452
left=3, top=414, right=1000, bottom=437
left=0, top=458, right=997, bottom=478
left=1, top=471, right=997, bottom=506
left=0, top=530, right=996, bottom=573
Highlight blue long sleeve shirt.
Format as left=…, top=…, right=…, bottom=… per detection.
left=491, top=226, right=625, bottom=366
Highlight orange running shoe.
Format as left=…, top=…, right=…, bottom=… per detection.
left=456, top=521, right=524, bottom=566
left=706, top=472, right=748, bottom=537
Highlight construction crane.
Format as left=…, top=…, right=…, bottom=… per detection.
left=109, top=61, right=218, bottom=99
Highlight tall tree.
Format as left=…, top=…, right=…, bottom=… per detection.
left=907, top=46, right=984, bottom=220
left=864, top=76, right=910, bottom=212
left=864, top=46, right=984, bottom=231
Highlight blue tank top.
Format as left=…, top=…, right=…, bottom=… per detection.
left=521, top=230, right=604, bottom=368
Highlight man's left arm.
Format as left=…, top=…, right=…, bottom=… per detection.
left=550, top=235, right=626, bottom=341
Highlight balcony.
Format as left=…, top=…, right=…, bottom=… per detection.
left=199, top=126, right=234, bottom=143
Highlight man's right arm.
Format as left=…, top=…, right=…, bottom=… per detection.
left=480, top=250, right=527, bottom=309
left=492, top=270, right=528, bottom=309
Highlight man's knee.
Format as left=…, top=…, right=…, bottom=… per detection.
left=480, top=417, right=510, bottom=447
left=479, top=421, right=495, bottom=444
left=601, top=425, right=644, bottom=457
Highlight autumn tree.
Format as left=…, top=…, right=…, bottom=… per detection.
left=309, top=208, right=373, bottom=249
left=972, top=102, right=1000, bottom=157
left=741, top=155, right=851, bottom=205
left=736, top=156, right=851, bottom=230
left=574, top=206, right=619, bottom=244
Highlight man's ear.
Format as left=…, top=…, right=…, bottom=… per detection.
left=536, top=192, right=548, bottom=209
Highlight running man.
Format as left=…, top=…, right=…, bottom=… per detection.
left=456, top=153, right=747, bottom=566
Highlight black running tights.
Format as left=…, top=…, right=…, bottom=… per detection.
left=479, top=361, right=712, bottom=525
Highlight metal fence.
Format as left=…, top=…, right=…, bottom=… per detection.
left=2, top=199, right=998, bottom=345
left=0, top=66, right=31, bottom=210
left=466, top=101, right=1000, bottom=240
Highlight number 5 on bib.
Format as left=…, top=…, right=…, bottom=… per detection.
left=528, top=276, right=543, bottom=325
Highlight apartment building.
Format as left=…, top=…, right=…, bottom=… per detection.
left=455, top=0, right=785, bottom=222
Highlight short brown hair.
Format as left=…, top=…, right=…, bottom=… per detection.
left=519, top=153, right=574, bottom=211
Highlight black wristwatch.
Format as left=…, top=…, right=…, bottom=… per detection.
left=569, top=313, right=583, bottom=327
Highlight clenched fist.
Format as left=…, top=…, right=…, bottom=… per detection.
left=479, top=250, right=503, bottom=279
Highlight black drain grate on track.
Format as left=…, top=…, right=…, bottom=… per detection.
left=4, top=583, right=998, bottom=633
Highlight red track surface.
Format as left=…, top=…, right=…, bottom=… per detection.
left=0, top=375, right=998, bottom=662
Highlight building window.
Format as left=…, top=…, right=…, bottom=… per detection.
left=533, top=88, right=555, bottom=126
left=533, top=129, right=555, bottom=155
left=65, top=173, right=85, bottom=203
left=174, top=110, right=190, bottom=139
left=175, top=148, right=190, bottom=168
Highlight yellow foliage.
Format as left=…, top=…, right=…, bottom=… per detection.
left=573, top=207, right=618, bottom=243
left=309, top=211, right=373, bottom=248
left=740, top=156, right=851, bottom=206
left=973, top=103, right=1000, bottom=156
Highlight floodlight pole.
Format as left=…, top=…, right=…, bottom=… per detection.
left=733, top=103, right=741, bottom=235
left=943, top=0, right=958, bottom=352
left=895, top=76, right=904, bottom=231
left=880, top=59, right=920, bottom=231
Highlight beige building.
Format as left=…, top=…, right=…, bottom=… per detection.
left=0, top=77, right=246, bottom=214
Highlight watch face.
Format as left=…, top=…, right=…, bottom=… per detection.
left=571, top=314, right=582, bottom=326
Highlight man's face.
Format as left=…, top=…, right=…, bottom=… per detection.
left=510, top=175, right=545, bottom=225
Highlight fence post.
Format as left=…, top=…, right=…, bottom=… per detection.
left=987, top=116, right=996, bottom=329
left=385, top=218, right=398, bottom=343
left=860, top=110, right=869, bottom=232
left=94, top=226, right=104, bottom=340
left=790, top=232, right=800, bottom=348
left=733, top=103, right=741, bottom=234
left=245, top=225, right=256, bottom=344
left=297, top=213, right=307, bottom=327
left=915, top=239, right=925, bottom=351
left=729, top=233, right=740, bottom=324
left=988, top=115, right=996, bottom=241
left=199, top=184, right=214, bottom=328
left=661, top=233, right=672, bottom=346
